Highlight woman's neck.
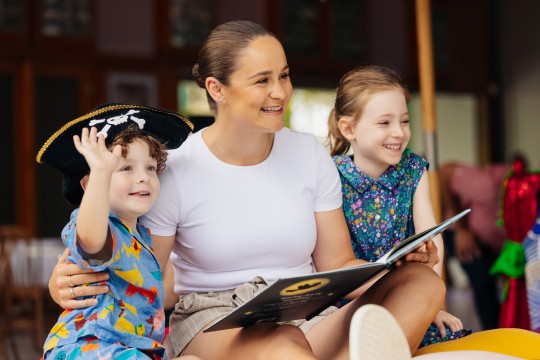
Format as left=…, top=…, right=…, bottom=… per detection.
left=202, top=123, right=275, bottom=166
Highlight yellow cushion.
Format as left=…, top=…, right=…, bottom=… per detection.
left=415, top=328, right=540, bottom=359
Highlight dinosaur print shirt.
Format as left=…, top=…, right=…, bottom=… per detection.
left=43, top=210, right=165, bottom=357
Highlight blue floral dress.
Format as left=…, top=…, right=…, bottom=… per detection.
left=334, top=149, right=471, bottom=347
left=334, top=149, right=426, bottom=262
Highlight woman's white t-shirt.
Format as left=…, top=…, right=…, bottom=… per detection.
left=141, top=128, right=342, bottom=294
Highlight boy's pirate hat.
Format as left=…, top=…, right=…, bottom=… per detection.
left=36, top=103, right=193, bottom=206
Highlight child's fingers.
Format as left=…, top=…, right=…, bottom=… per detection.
left=96, top=131, right=109, bottom=151
left=79, top=127, right=90, bottom=146
left=88, top=127, right=99, bottom=144
left=434, top=319, right=447, bottom=338
left=73, top=134, right=82, bottom=149
left=111, top=144, right=122, bottom=157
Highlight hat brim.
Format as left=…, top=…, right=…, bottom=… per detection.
left=37, top=103, right=194, bottom=206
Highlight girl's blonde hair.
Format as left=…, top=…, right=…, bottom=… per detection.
left=327, top=65, right=411, bottom=156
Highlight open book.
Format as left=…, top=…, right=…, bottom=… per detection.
left=204, top=209, right=471, bottom=332
left=376, top=208, right=471, bottom=266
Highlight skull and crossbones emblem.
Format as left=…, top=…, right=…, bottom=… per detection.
left=88, top=109, right=146, bottom=138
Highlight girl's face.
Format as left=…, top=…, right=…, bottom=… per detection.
left=108, top=139, right=160, bottom=228
left=220, top=35, right=293, bottom=133
left=348, top=89, right=410, bottom=179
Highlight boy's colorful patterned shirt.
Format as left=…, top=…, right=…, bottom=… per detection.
left=44, top=209, right=165, bottom=356
left=333, top=149, right=428, bottom=262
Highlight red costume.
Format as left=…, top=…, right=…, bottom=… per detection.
left=491, top=157, right=540, bottom=329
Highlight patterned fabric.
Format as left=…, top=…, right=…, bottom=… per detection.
left=524, top=216, right=540, bottom=333
left=334, top=148, right=428, bottom=262
left=420, top=324, right=473, bottom=347
left=44, top=209, right=165, bottom=359
left=44, top=336, right=165, bottom=360
left=334, top=149, right=472, bottom=346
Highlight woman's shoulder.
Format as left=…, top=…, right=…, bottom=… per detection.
left=278, top=128, right=326, bottom=154
left=166, top=131, right=201, bottom=163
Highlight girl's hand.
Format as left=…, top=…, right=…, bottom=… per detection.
left=433, top=309, right=464, bottom=338
left=49, top=248, right=109, bottom=309
left=73, top=127, right=122, bottom=174
left=403, top=239, right=439, bottom=269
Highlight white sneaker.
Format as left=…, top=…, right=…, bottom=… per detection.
left=349, top=304, right=411, bottom=360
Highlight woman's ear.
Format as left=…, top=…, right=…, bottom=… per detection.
left=80, top=175, right=89, bottom=192
left=205, top=77, right=225, bottom=104
left=337, top=117, right=356, bottom=141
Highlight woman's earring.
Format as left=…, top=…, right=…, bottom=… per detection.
left=218, top=97, right=225, bottom=103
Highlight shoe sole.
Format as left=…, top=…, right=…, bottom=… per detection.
left=349, top=304, right=411, bottom=360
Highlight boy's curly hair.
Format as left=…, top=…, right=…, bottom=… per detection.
left=108, top=124, right=168, bottom=173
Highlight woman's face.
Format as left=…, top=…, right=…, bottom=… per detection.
left=220, top=36, right=293, bottom=133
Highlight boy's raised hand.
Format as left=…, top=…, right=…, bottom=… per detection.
left=73, top=127, right=122, bottom=174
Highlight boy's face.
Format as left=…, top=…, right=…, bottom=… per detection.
left=109, top=139, right=160, bottom=226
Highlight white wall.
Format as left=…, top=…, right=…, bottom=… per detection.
left=409, top=94, right=478, bottom=166
left=500, top=0, right=540, bottom=168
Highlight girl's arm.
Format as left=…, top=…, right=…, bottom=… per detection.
left=412, top=170, right=444, bottom=276
left=73, top=127, right=121, bottom=256
left=413, top=169, right=464, bottom=336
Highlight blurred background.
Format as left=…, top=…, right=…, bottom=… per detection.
left=2, top=0, right=538, bottom=236
left=1, top=0, right=539, bottom=358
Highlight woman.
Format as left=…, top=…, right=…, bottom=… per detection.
left=49, top=20, right=444, bottom=359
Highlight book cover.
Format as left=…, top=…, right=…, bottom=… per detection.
left=204, top=262, right=386, bottom=332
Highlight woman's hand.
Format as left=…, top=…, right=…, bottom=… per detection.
left=402, top=239, right=439, bottom=269
left=49, top=248, right=110, bottom=309
left=432, top=309, right=464, bottom=338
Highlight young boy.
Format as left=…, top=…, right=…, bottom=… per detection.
left=37, top=104, right=194, bottom=359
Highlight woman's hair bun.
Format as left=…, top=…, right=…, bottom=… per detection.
left=192, top=62, right=205, bottom=88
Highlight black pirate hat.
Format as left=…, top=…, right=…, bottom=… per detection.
left=37, top=103, right=193, bottom=206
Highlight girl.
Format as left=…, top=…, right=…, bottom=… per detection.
left=327, top=65, right=469, bottom=346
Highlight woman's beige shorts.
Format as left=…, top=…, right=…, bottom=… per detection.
left=165, top=276, right=338, bottom=357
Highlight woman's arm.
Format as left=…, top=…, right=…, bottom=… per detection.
left=162, top=258, right=178, bottom=309
left=49, top=232, right=176, bottom=310
left=150, top=234, right=177, bottom=307
left=49, top=248, right=110, bottom=309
